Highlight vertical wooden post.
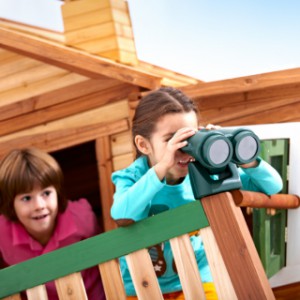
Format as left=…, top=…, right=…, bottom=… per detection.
left=201, top=191, right=275, bottom=299
left=96, top=137, right=117, bottom=231
left=170, top=234, right=206, bottom=299
left=99, top=260, right=127, bottom=300
left=26, top=285, right=48, bottom=300
left=126, top=249, right=164, bottom=300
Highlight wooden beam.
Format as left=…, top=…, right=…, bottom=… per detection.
left=0, top=83, right=137, bottom=136
left=201, top=192, right=275, bottom=300
left=0, top=27, right=162, bottom=90
left=0, top=77, right=123, bottom=120
left=182, top=68, right=300, bottom=98
left=231, top=190, right=300, bottom=209
left=0, top=119, right=129, bottom=159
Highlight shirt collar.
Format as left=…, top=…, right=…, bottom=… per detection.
left=12, top=205, right=78, bottom=251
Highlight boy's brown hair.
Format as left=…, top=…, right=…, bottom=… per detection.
left=0, top=147, right=67, bottom=221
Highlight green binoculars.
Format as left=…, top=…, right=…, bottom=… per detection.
left=181, top=128, right=261, bottom=198
left=182, top=128, right=260, bottom=172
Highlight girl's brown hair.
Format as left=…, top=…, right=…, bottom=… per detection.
left=132, top=86, right=199, bottom=157
left=0, top=148, right=67, bottom=221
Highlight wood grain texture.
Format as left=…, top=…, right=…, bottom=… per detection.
left=182, top=68, right=300, bottom=98
left=55, top=273, right=88, bottom=300
left=98, top=260, right=126, bottom=300
left=170, top=234, right=206, bottom=299
left=0, top=201, right=208, bottom=298
left=0, top=27, right=161, bottom=89
left=26, top=285, right=48, bottom=300
left=126, top=249, right=163, bottom=300
left=200, top=227, right=238, bottom=299
left=96, top=137, right=117, bottom=231
left=231, top=190, right=300, bottom=209
left=201, top=192, right=275, bottom=300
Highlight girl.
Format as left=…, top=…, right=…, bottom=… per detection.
left=0, top=147, right=106, bottom=300
left=111, top=87, right=283, bottom=299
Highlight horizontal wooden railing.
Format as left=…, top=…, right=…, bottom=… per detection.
left=0, top=200, right=209, bottom=299
left=1, top=191, right=299, bottom=299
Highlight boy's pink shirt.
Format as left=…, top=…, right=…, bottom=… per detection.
left=0, top=198, right=105, bottom=300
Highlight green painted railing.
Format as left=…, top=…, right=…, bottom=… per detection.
left=0, top=200, right=208, bottom=298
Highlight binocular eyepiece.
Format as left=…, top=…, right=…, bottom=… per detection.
left=182, top=128, right=260, bottom=172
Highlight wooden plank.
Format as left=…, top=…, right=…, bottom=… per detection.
left=197, top=95, right=300, bottom=126
left=117, top=36, right=136, bottom=52
left=96, top=137, right=117, bottom=231
left=0, top=19, right=65, bottom=43
left=0, top=84, right=134, bottom=136
left=222, top=100, right=300, bottom=125
left=74, top=36, right=118, bottom=54
left=0, top=27, right=162, bottom=89
left=200, top=227, right=237, bottom=300
left=0, top=76, right=116, bottom=113
left=0, top=200, right=209, bottom=298
left=0, top=73, right=119, bottom=121
left=0, top=48, right=18, bottom=61
left=0, top=56, right=41, bottom=80
left=112, top=152, right=134, bottom=171
left=231, top=190, right=300, bottom=209
left=0, top=119, right=129, bottom=160
left=114, top=23, right=134, bottom=39
left=64, top=9, right=113, bottom=32
left=0, top=100, right=129, bottom=145
left=111, top=8, right=131, bottom=26
left=62, top=0, right=108, bottom=18
left=0, top=72, right=87, bottom=110
left=126, top=249, right=163, bottom=300
left=182, top=67, right=300, bottom=98
left=98, top=260, right=126, bottom=300
left=2, top=294, right=22, bottom=300
left=170, top=234, right=205, bottom=299
left=65, top=22, right=116, bottom=44
left=0, top=64, right=68, bottom=93
left=111, top=131, right=133, bottom=156
left=55, top=273, right=88, bottom=300
left=26, top=285, right=48, bottom=300
left=201, top=192, right=275, bottom=300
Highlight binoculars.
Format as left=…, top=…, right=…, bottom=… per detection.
left=181, top=128, right=261, bottom=198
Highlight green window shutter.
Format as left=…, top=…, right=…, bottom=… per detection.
left=253, top=139, right=289, bottom=278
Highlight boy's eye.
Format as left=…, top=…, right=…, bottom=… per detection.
left=43, top=190, right=51, bottom=197
left=21, top=196, right=31, bottom=202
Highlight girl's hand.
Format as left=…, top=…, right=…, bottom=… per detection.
left=154, top=127, right=196, bottom=180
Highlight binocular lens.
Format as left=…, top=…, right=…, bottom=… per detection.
left=237, top=135, right=259, bottom=161
left=208, top=139, right=231, bottom=165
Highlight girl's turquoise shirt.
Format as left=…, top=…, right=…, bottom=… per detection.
left=111, top=156, right=282, bottom=295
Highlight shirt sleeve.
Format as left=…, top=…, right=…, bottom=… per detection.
left=71, top=199, right=101, bottom=237
left=239, top=157, right=283, bottom=195
left=111, top=167, right=165, bottom=221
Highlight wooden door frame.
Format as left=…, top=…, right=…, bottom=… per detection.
left=0, top=118, right=129, bottom=231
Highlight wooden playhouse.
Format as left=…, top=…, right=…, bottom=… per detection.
left=0, top=0, right=300, bottom=299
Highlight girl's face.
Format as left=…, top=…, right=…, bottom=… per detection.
left=148, top=111, right=198, bottom=183
left=14, top=185, right=58, bottom=245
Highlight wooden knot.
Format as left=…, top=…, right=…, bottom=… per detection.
left=67, top=287, right=73, bottom=295
left=142, top=280, right=149, bottom=287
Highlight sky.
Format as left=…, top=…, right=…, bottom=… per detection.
left=127, top=0, right=300, bottom=82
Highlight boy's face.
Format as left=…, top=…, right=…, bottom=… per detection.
left=148, top=111, right=198, bottom=184
left=14, top=185, right=58, bottom=245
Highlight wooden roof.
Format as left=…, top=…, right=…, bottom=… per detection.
left=181, top=68, right=300, bottom=126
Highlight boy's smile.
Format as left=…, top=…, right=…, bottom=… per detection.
left=14, top=186, right=58, bottom=245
